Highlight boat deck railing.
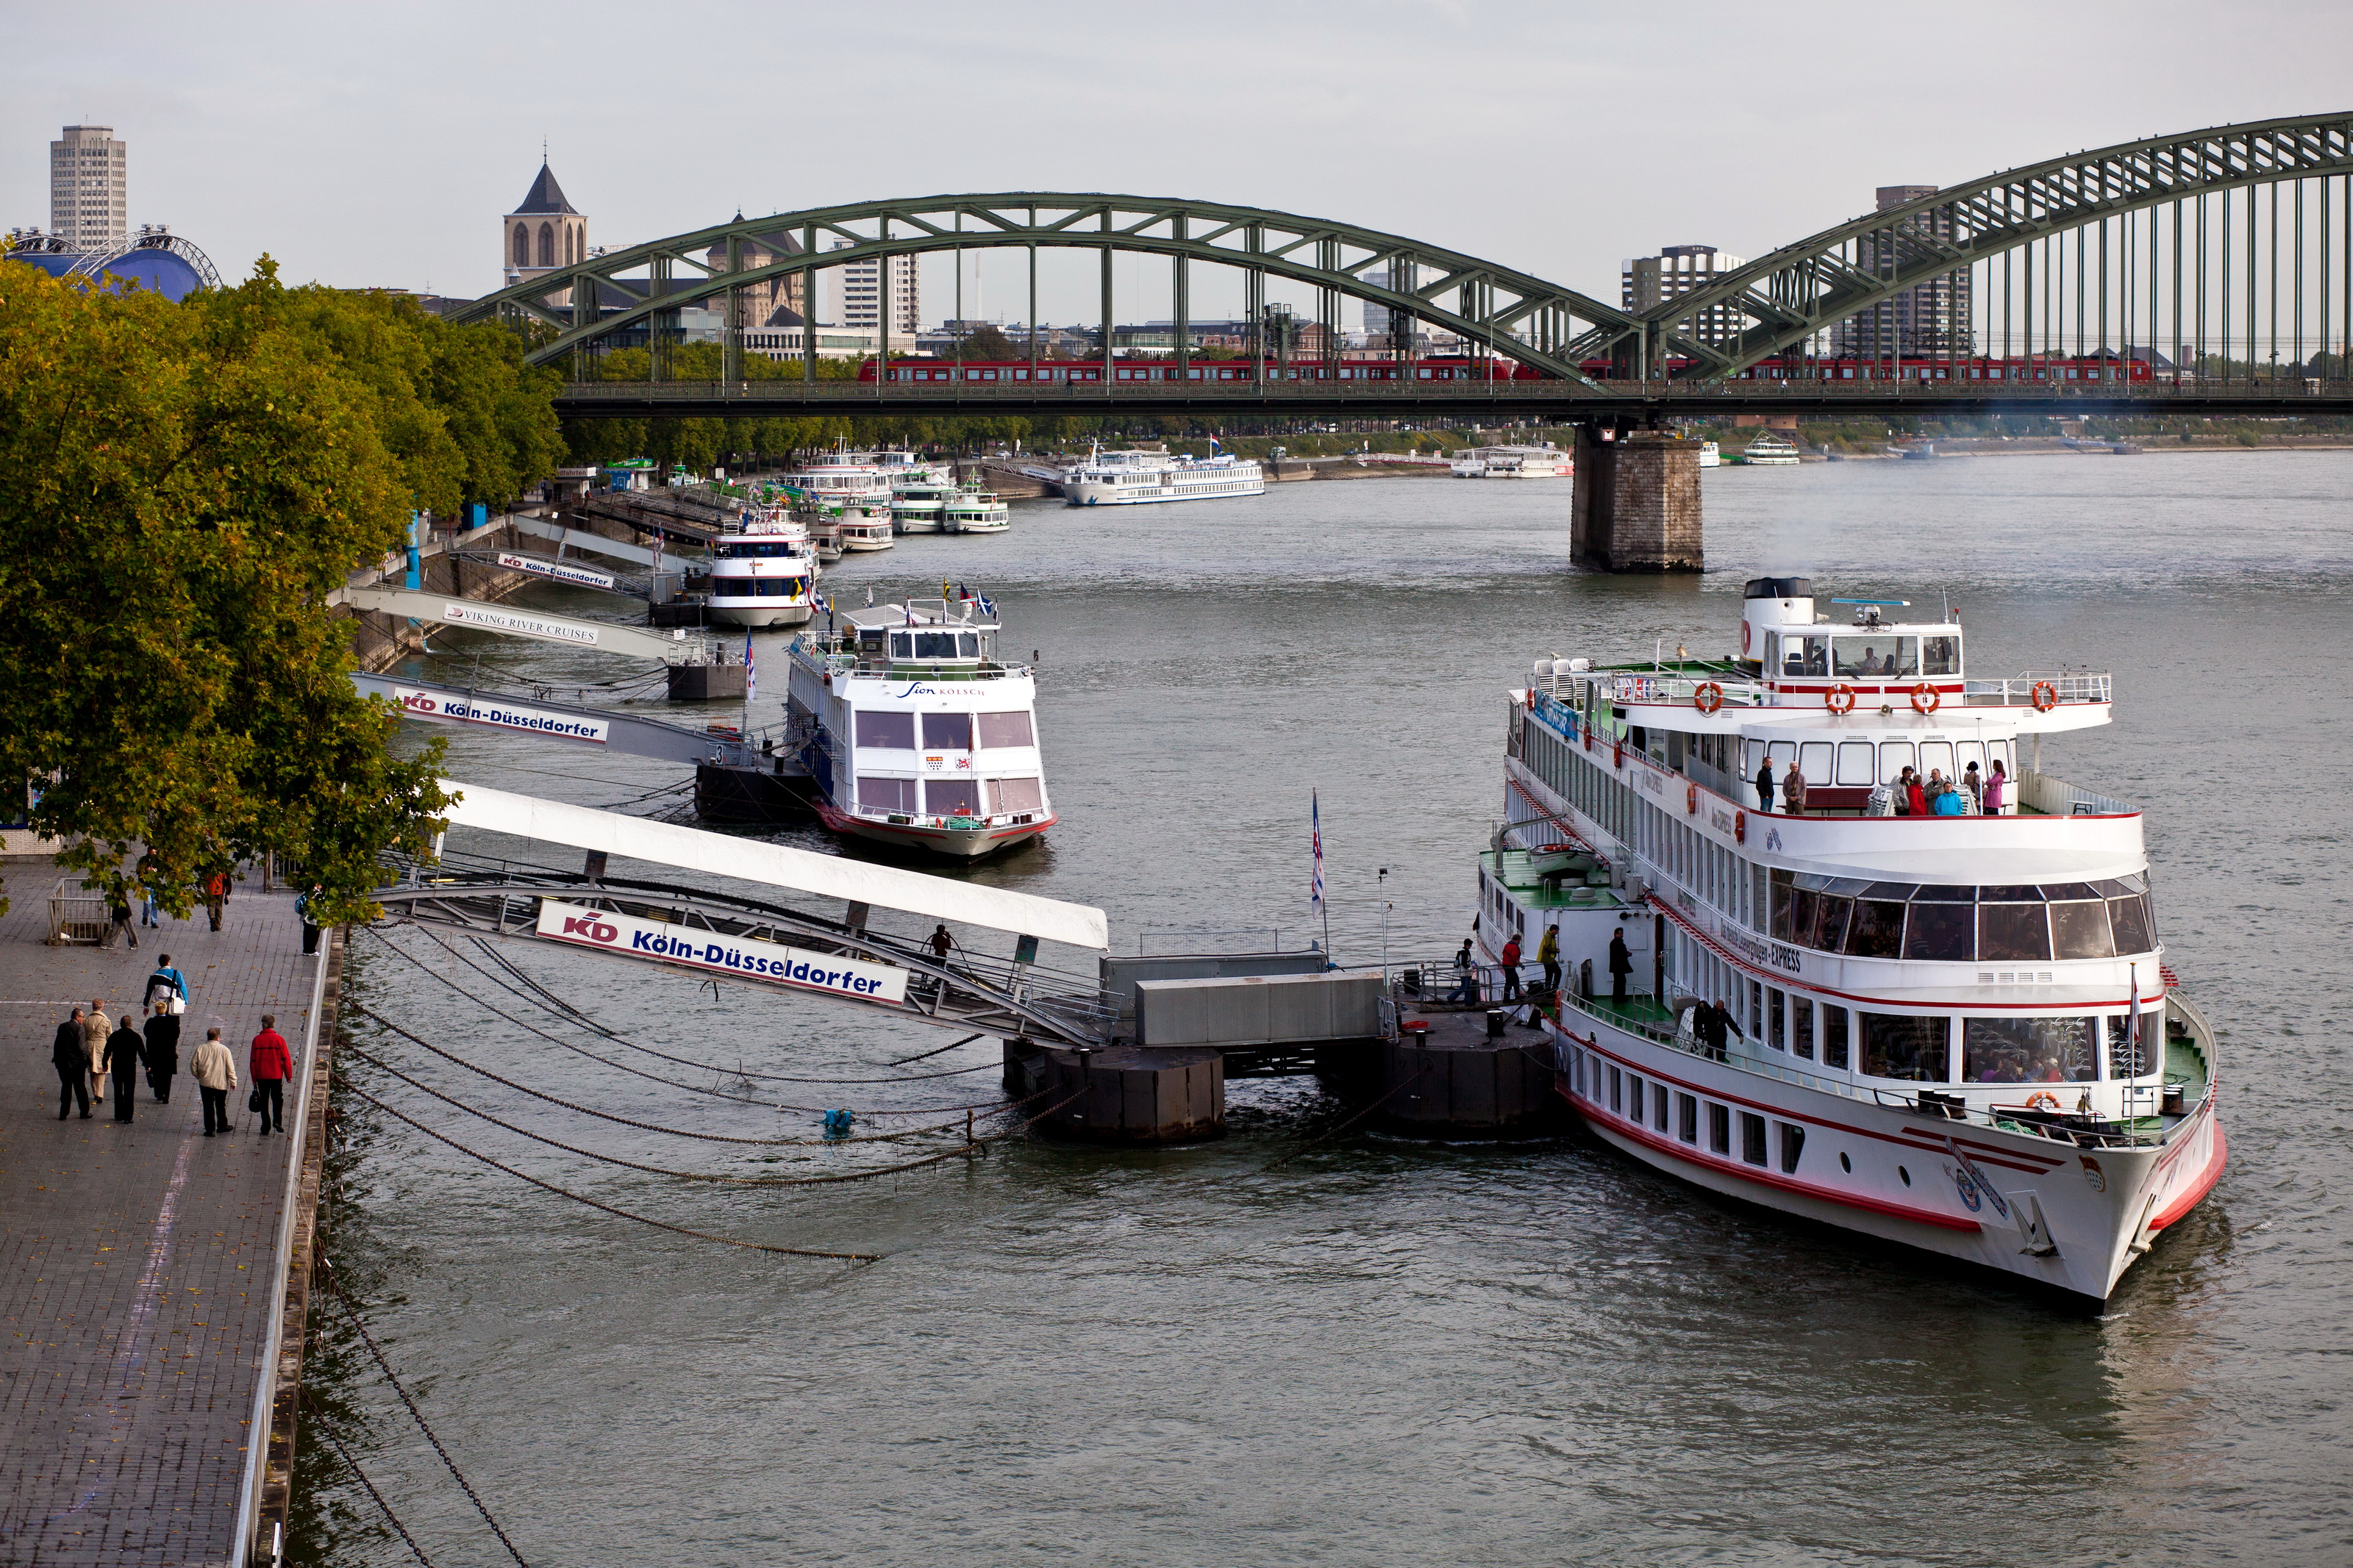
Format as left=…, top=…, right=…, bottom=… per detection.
left=1532, top=668, right=2113, bottom=712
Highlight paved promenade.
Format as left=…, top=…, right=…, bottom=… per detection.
left=0, top=882, right=320, bottom=1567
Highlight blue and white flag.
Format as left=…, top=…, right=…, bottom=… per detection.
left=743, top=629, right=757, bottom=701
left=976, top=592, right=997, bottom=618
left=1310, top=790, right=1325, bottom=911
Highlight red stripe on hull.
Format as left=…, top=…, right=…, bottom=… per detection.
left=2149, top=1121, right=2226, bottom=1233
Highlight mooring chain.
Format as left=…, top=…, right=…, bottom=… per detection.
left=300, top=1387, right=440, bottom=1568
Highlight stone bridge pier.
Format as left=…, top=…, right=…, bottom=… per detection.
left=1571, top=425, right=1704, bottom=573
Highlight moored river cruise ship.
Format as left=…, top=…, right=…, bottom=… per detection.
left=1487, top=577, right=2221, bottom=1303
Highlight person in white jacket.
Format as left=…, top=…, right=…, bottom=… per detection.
left=190, top=1028, right=238, bottom=1137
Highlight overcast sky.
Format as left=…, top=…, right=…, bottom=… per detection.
left=7, top=0, right=2348, bottom=324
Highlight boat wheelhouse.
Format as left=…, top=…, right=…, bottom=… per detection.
left=1483, top=576, right=2221, bottom=1303
left=784, top=594, right=1052, bottom=859
left=707, top=505, right=818, bottom=628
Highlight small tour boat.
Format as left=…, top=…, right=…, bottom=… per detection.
left=943, top=479, right=1010, bottom=533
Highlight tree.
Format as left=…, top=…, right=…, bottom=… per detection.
left=0, top=259, right=560, bottom=921
left=956, top=323, right=1019, bottom=361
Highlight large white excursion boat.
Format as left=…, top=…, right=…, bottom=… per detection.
left=785, top=592, right=1054, bottom=859
left=1062, top=443, right=1265, bottom=506
left=1449, top=444, right=1569, bottom=479
left=1484, top=577, right=2221, bottom=1303
left=943, top=479, right=1010, bottom=533
left=890, top=476, right=957, bottom=534
left=781, top=443, right=893, bottom=506
left=707, top=504, right=818, bottom=628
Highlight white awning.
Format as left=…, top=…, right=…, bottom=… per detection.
left=436, top=779, right=1108, bottom=950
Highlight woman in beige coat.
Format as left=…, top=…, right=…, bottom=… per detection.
left=82, top=1001, right=112, bottom=1107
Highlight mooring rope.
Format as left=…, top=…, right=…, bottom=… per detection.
left=339, top=1084, right=885, bottom=1261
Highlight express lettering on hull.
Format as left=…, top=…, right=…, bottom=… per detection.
left=534, top=898, right=910, bottom=1005
left=1718, top=921, right=1804, bottom=975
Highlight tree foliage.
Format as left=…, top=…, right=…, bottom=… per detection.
left=0, top=259, right=563, bottom=920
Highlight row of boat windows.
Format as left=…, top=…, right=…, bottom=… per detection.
left=1574, top=1052, right=1807, bottom=1173
left=882, top=631, right=983, bottom=661
left=1767, top=634, right=1960, bottom=680
left=1765, top=868, right=2157, bottom=962
left=854, top=710, right=1035, bottom=751
left=712, top=576, right=810, bottom=598
left=718, top=543, right=810, bottom=559
left=854, top=776, right=1043, bottom=816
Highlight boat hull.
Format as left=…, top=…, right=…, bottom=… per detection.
left=813, top=796, right=1050, bottom=860
left=707, top=602, right=813, bottom=628
left=1547, top=1006, right=2224, bottom=1303
left=1065, top=479, right=1266, bottom=506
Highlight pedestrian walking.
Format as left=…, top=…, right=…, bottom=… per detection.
left=1538, top=923, right=1563, bottom=997
left=137, top=853, right=163, bottom=927
left=82, top=1000, right=112, bottom=1109
left=1608, top=928, right=1634, bottom=1007
left=249, top=1014, right=292, bottom=1136
left=1443, top=938, right=1479, bottom=1003
left=191, top=1028, right=237, bottom=1136
left=104, top=1016, right=143, bottom=1123
left=145, top=955, right=188, bottom=1015
left=143, top=1001, right=181, bottom=1103
left=297, top=884, right=324, bottom=956
left=1782, top=765, right=1807, bottom=817
left=101, top=887, right=138, bottom=949
left=53, top=1007, right=90, bottom=1120
left=1498, top=934, right=1524, bottom=1001
left=927, top=923, right=954, bottom=962
left=1754, top=755, right=1777, bottom=814
left=204, top=870, right=228, bottom=932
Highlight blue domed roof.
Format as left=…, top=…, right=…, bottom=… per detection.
left=7, top=237, right=213, bottom=302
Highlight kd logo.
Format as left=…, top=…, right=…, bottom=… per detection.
left=562, top=916, right=618, bottom=942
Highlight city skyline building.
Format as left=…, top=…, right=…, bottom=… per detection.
left=51, top=125, right=127, bottom=252
left=1832, top=184, right=1973, bottom=359
left=1621, top=244, right=1749, bottom=348
left=824, top=240, right=921, bottom=341
left=504, top=160, right=587, bottom=300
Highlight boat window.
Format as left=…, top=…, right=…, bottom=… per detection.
left=1846, top=900, right=1906, bottom=957
left=1767, top=989, right=1785, bottom=1050
left=957, top=632, right=980, bottom=658
left=1653, top=1083, right=1669, bottom=1133
left=1964, top=1016, right=2096, bottom=1083
left=1677, top=1093, right=1699, bottom=1143
left=924, top=778, right=980, bottom=817
left=1609, top=1066, right=1622, bottom=1114
left=1790, top=996, right=1814, bottom=1059
left=1920, top=741, right=1954, bottom=781
left=1903, top=902, right=1974, bottom=961
left=987, top=776, right=1043, bottom=814
left=1740, top=1111, right=1768, bottom=1166
left=1877, top=742, right=1916, bottom=782
left=1977, top=902, right=2052, bottom=962
left=2107, top=1014, right=2154, bottom=1078
left=1798, top=741, right=1832, bottom=783
left=1911, top=883, right=1974, bottom=902
left=1860, top=1012, right=1949, bottom=1081
left=1979, top=884, right=2040, bottom=901
left=2049, top=900, right=2117, bottom=959
left=856, top=776, right=916, bottom=813
left=1955, top=740, right=1985, bottom=781
left=1832, top=636, right=1918, bottom=678
left=1624, top=1074, right=1643, bottom=1117
left=1782, top=634, right=1829, bottom=676
left=1708, top=1102, right=1731, bottom=1155
left=1811, top=895, right=1852, bottom=951
left=2107, top=895, right=2155, bottom=953
left=1770, top=879, right=1799, bottom=940
left=914, top=631, right=960, bottom=659
left=975, top=711, right=1035, bottom=748
left=1779, top=1122, right=1805, bottom=1173
left=1863, top=881, right=1919, bottom=900
left=1921, top=634, right=1961, bottom=676
left=2038, top=882, right=2099, bottom=901
left=1836, top=742, right=1875, bottom=784
left=921, top=712, right=971, bottom=750
left=856, top=711, right=915, bottom=749
left=1765, top=740, right=1796, bottom=768
left=1823, top=1005, right=1849, bottom=1069
left=889, top=631, right=915, bottom=659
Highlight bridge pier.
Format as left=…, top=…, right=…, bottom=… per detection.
left=1571, top=426, right=1704, bottom=573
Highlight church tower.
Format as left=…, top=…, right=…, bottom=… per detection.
left=504, top=160, right=587, bottom=303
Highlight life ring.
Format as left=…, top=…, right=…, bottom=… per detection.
left=1693, top=681, right=1724, bottom=715
left=2024, top=1090, right=2063, bottom=1111
left=1686, top=782, right=1699, bottom=815
left=2029, top=680, right=2059, bottom=713
left=1537, top=842, right=1568, bottom=854
left=1732, top=810, right=1746, bottom=844
left=1825, top=682, right=1856, bottom=715
left=1613, top=741, right=1624, bottom=769
left=1910, top=681, right=1942, bottom=715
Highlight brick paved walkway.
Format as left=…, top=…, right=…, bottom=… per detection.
left=0, top=884, right=320, bottom=1566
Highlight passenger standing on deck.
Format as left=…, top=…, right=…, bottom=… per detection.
left=1498, top=934, right=1523, bottom=1000
left=191, top=1028, right=236, bottom=1136
left=249, top=1015, right=291, bottom=1136
left=1538, top=924, right=1562, bottom=997
left=1444, top=939, right=1479, bottom=1004
left=1984, top=759, right=2008, bottom=816
left=1754, top=755, right=1777, bottom=814
left=927, top=923, right=954, bottom=963
left=101, top=887, right=138, bottom=949
left=143, top=1001, right=180, bottom=1103
left=104, top=1016, right=143, bottom=1123
left=1608, top=928, right=1633, bottom=1006
left=1782, top=765, right=1808, bottom=817
left=1905, top=771, right=1929, bottom=817
left=82, top=1000, right=112, bottom=1108
left=1962, top=762, right=1984, bottom=813
left=53, top=1008, right=90, bottom=1119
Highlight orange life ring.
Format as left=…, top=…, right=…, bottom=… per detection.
left=1740, top=621, right=1752, bottom=656
left=1910, top=681, right=1942, bottom=715
left=1825, top=682, right=1856, bottom=715
left=2030, top=680, right=2059, bottom=713
left=1693, top=681, right=1724, bottom=715
left=2024, top=1090, right=2063, bottom=1111
left=1686, top=782, right=1699, bottom=815
left=1733, top=809, right=1746, bottom=844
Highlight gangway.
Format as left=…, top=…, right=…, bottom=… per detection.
left=351, top=673, right=760, bottom=765
left=344, top=587, right=707, bottom=664
left=509, top=514, right=701, bottom=570
left=378, top=781, right=1113, bottom=1046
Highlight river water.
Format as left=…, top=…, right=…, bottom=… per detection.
left=303, top=449, right=2353, bottom=1567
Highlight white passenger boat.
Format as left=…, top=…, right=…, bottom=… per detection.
left=943, top=479, right=1010, bottom=533
left=707, top=504, right=818, bottom=628
left=785, top=592, right=1052, bottom=859
left=1063, top=443, right=1265, bottom=506
left=1488, top=577, right=2221, bottom=1303
left=890, top=478, right=956, bottom=534
left=1449, top=444, right=1568, bottom=479
left=1737, top=433, right=1802, bottom=465
left=838, top=510, right=896, bottom=552
left=780, top=442, right=892, bottom=506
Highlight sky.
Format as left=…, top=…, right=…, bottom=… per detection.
left=6, top=0, right=2349, bottom=325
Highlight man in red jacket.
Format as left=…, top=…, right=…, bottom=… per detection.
left=249, top=1014, right=293, bottom=1136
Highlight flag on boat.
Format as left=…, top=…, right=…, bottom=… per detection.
left=976, top=592, right=996, bottom=618
left=743, top=629, right=756, bottom=701
left=1310, top=790, right=1325, bottom=912
left=1208, top=436, right=1222, bottom=453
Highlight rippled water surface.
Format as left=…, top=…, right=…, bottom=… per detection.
left=304, top=448, right=2353, bottom=1566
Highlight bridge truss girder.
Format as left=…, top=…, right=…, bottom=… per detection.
left=444, top=193, right=1637, bottom=389
left=1624, top=112, right=2353, bottom=379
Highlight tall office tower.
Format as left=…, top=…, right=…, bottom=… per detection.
left=825, top=240, right=920, bottom=339
left=504, top=160, right=588, bottom=290
left=1621, top=245, right=1749, bottom=347
left=51, top=126, right=128, bottom=251
left=1833, top=185, right=1973, bottom=359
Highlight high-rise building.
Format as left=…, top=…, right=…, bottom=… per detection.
left=1621, top=245, right=1749, bottom=347
left=504, top=161, right=587, bottom=290
left=824, top=241, right=920, bottom=341
left=51, top=126, right=127, bottom=252
left=1833, top=185, right=1973, bottom=358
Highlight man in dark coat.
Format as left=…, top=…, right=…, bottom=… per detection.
left=53, top=1008, right=90, bottom=1119
left=1608, top=928, right=1634, bottom=1007
left=142, top=1001, right=181, bottom=1103
left=104, top=1016, right=144, bottom=1123
left=1754, top=756, right=1777, bottom=815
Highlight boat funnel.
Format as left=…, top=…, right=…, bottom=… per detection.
left=1740, top=576, right=1815, bottom=664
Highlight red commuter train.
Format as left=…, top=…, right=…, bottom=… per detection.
left=857, top=353, right=2157, bottom=385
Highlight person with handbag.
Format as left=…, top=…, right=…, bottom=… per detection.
left=142, top=1000, right=181, bottom=1103
left=53, top=1007, right=91, bottom=1120
left=248, top=1014, right=292, bottom=1136
left=103, top=1016, right=144, bottom=1123
left=146, top=956, right=189, bottom=1015
left=191, top=1028, right=237, bottom=1136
